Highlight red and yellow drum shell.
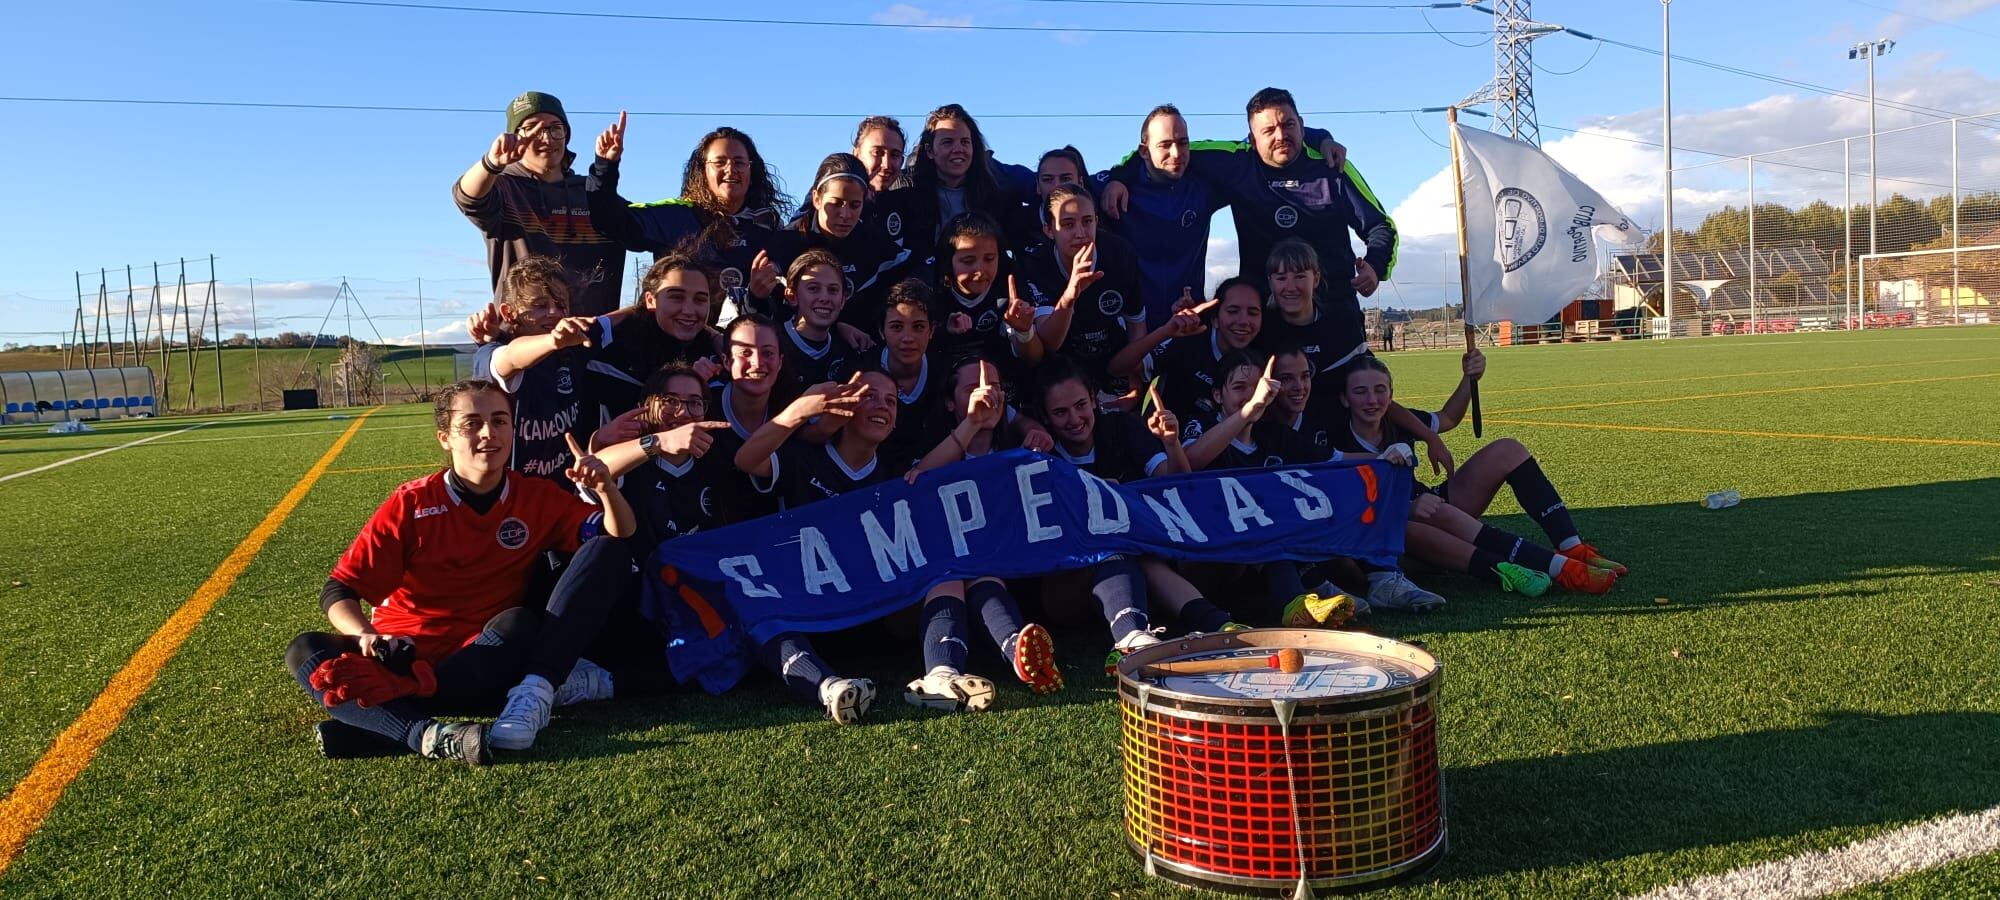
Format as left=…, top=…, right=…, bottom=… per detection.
left=1115, top=629, right=1446, bottom=895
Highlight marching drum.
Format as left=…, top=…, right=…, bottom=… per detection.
left=1115, top=629, right=1446, bottom=896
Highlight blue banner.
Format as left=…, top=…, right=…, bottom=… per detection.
left=642, top=450, right=1411, bottom=693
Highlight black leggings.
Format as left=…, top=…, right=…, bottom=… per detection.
left=285, top=537, right=667, bottom=752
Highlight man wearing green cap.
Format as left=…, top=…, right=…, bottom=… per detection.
left=454, top=91, right=625, bottom=316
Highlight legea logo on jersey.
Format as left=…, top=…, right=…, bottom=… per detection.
left=496, top=517, right=531, bottom=550
left=1274, top=205, right=1300, bottom=229
left=415, top=504, right=448, bottom=519
left=1496, top=187, right=1548, bottom=273
left=886, top=212, right=903, bottom=238
left=1180, top=209, right=1197, bottom=228
left=555, top=366, right=574, bottom=396
left=1098, top=290, right=1125, bottom=317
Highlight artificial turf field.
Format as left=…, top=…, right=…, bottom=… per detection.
left=0, top=326, right=1996, bottom=898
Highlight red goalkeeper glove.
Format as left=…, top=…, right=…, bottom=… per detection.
left=309, top=653, right=437, bottom=709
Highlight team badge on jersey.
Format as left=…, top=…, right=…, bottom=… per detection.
left=555, top=365, right=574, bottom=396
left=1183, top=417, right=1205, bottom=440
left=720, top=267, right=745, bottom=294
left=976, top=309, right=1000, bottom=332
left=699, top=486, right=715, bottom=517
left=1274, top=205, right=1299, bottom=229
left=1180, top=209, right=1197, bottom=228
left=1098, top=290, right=1126, bottom=317
left=886, top=212, right=903, bottom=238
left=496, top=516, right=531, bottom=550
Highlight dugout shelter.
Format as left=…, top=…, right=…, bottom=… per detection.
left=0, top=367, right=158, bottom=424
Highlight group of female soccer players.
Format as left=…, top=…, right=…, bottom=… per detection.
left=286, top=88, right=1627, bottom=764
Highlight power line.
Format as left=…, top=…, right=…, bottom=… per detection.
left=1014, top=0, right=1458, bottom=7
left=277, top=0, right=1488, bottom=36
left=1458, top=4, right=1972, bottom=121
left=1833, top=0, right=2000, bottom=40
left=0, top=95, right=1470, bottom=120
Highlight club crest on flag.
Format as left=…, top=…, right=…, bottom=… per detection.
left=1495, top=187, right=1547, bottom=272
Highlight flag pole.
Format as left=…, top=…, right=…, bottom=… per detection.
left=1448, top=106, right=1483, bottom=438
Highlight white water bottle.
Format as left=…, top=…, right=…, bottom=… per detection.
left=1701, top=490, right=1742, bottom=510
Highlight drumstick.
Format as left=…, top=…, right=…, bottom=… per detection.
left=1140, top=648, right=1304, bottom=678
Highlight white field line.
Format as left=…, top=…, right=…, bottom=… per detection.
left=0, top=422, right=213, bottom=484
left=1632, top=805, right=2000, bottom=900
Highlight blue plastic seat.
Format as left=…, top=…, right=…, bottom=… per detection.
left=140, top=395, right=155, bottom=406
left=111, top=397, right=126, bottom=408
left=126, top=396, right=140, bottom=407
left=4, top=403, right=17, bottom=414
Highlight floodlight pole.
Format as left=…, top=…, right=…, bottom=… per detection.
left=1661, top=0, right=1675, bottom=338
left=1851, top=37, right=1893, bottom=329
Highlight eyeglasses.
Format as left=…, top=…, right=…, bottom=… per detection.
left=517, top=123, right=568, bottom=138
left=658, top=395, right=707, bottom=415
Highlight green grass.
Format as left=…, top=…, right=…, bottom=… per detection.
left=1, top=327, right=1997, bottom=898
left=0, top=346, right=466, bottom=414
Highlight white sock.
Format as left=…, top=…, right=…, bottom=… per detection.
left=519, top=674, right=553, bottom=694
left=1557, top=536, right=1582, bottom=551
left=1547, top=556, right=1570, bottom=578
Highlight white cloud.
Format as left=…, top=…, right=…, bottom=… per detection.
left=1869, top=0, right=2000, bottom=39
left=1379, top=58, right=2000, bottom=310
left=873, top=4, right=972, bottom=29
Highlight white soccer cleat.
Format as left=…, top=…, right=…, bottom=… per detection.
left=1366, top=570, right=1448, bottom=613
left=1103, top=628, right=1165, bottom=675
left=819, top=676, right=876, bottom=726
left=490, top=675, right=556, bottom=751
left=555, top=658, right=614, bottom=707
left=903, top=666, right=998, bottom=713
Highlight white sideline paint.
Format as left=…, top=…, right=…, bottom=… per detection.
left=1633, top=805, right=2000, bottom=900
left=0, top=422, right=212, bottom=484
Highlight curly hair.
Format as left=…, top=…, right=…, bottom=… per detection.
left=500, top=256, right=574, bottom=317
left=679, top=126, right=793, bottom=219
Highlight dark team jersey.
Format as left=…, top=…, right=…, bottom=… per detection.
left=1255, top=293, right=1370, bottom=392
left=618, top=451, right=737, bottom=547
left=590, top=315, right=722, bottom=423
left=860, top=349, right=949, bottom=471
left=874, top=157, right=1038, bottom=258
left=706, top=382, right=785, bottom=522
left=1095, top=126, right=1332, bottom=329
left=585, top=155, right=778, bottom=318
left=763, top=213, right=911, bottom=330
left=1053, top=412, right=1168, bottom=484
left=755, top=439, right=901, bottom=511
left=1196, top=418, right=1338, bottom=471
left=1143, top=330, right=1232, bottom=442
left=331, top=470, right=601, bottom=663
left=931, top=283, right=1032, bottom=408
left=473, top=342, right=594, bottom=483
left=1022, top=231, right=1144, bottom=398
left=1328, top=407, right=1439, bottom=457
left=778, top=320, right=862, bottom=387
left=1276, top=393, right=1348, bottom=458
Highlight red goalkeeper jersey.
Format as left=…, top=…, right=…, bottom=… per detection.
left=330, top=469, right=603, bottom=662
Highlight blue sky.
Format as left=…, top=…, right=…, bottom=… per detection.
left=6, top=0, right=1998, bottom=345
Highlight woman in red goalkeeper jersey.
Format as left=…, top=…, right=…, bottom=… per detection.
left=283, top=379, right=646, bottom=764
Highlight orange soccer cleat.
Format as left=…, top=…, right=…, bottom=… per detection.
left=1554, top=557, right=1619, bottom=594
left=1560, top=542, right=1627, bottom=575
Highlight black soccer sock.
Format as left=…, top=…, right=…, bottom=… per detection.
left=919, top=591, right=971, bottom=673
left=1466, top=548, right=1508, bottom=587
left=1094, top=554, right=1151, bottom=642
left=968, top=579, right=1027, bottom=657
left=1473, top=524, right=1559, bottom=577
left=759, top=633, right=833, bottom=702
left=1506, top=457, right=1580, bottom=547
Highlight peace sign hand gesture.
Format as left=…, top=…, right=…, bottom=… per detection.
left=485, top=133, right=526, bottom=170
left=595, top=110, right=627, bottom=162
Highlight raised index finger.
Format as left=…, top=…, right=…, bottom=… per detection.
left=617, top=109, right=627, bottom=134
left=1263, top=355, right=1277, bottom=378
left=1191, top=298, right=1220, bottom=317
left=565, top=432, right=587, bottom=459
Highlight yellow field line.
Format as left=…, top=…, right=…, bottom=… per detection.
left=1498, top=371, right=2000, bottom=415
left=0, top=407, right=380, bottom=874
left=1397, top=355, right=1993, bottom=404
left=1487, top=418, right=2000, bottom=449
left=324, top=463, right=438, bottom=476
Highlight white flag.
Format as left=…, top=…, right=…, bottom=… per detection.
left=1455, top=123, right=1642, bottom=324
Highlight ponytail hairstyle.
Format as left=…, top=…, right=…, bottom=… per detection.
left=799, top=153, right=871, bottom=236
left=640, top=249, right=720, bottom=305
left=1041, top=183, right=1098, bottom=230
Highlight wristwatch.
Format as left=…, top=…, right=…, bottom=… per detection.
left=639, top=433, right=662, bottom=460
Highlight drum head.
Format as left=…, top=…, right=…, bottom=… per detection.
left=1117, top=628, right=1437, bottom=702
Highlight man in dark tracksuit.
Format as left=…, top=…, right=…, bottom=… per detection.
left=452, top=91, right=626, bottom=316
left=1099, top=103, right=1345, bottom=329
